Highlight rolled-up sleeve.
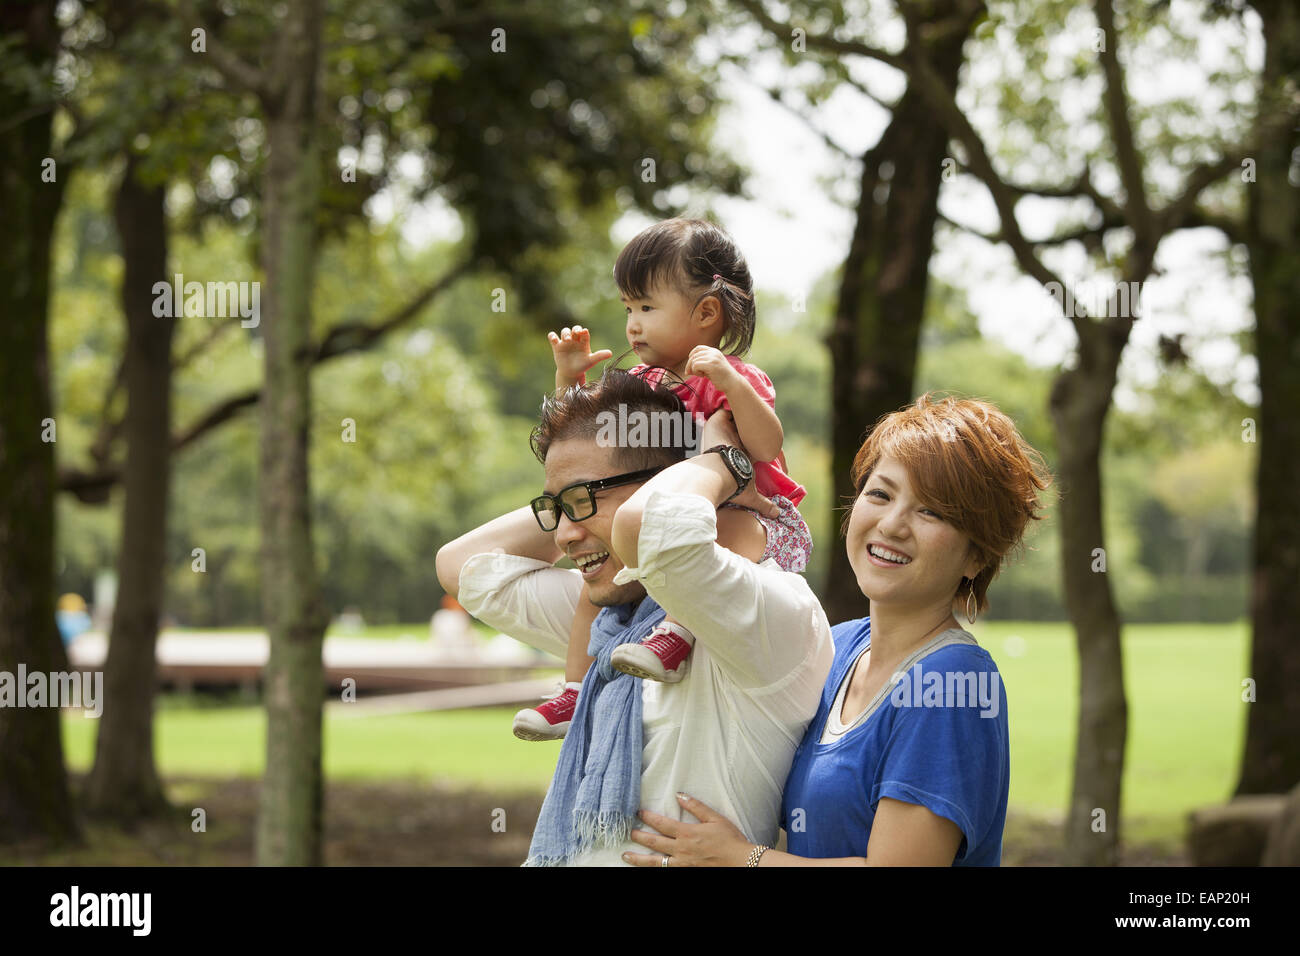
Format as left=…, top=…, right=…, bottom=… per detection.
left=613, top=491, right=827, bottom=689
left=457, top=553, right=582, bottom=660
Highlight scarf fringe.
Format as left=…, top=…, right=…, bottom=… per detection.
left=574, top=808, right=633, bottom=849
left=522, top=809, right=636, bottom=867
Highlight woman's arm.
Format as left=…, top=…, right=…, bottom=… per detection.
left=859, top=798, right=964, bottom=865
left=625, top=794, right=961, bottom=867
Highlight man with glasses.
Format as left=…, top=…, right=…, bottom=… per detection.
left=436, top=369, right=833, bottom=866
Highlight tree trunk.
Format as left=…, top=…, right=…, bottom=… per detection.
left=1236, top=0, right=1300, bottom=796
left=0, top=0, right=79, bottom=846
left=81, top=155, right=174, bottom=823
left=824, top=7, right=977, bottom=625
left=1051, top=321, right=1129, bottom=865
left=254, top=0, right=330, bottom=866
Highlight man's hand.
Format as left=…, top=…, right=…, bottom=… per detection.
left=684, top=345, right=739, bottom=388
left=549, top=325, right=613, bottom=390
left=700, top=407, right=742, bottom=450
left=700, top=411, right=779, bottom=518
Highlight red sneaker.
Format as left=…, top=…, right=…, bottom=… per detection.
left=512, top=684, right=579, bottom=741
left=610, top=622, right=693, bottom=683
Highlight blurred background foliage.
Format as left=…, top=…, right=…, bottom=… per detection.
left=41, top=0, right=1257, bottom=631
left=50, top=164, right=1254, bottom=626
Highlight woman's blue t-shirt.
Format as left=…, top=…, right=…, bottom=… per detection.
left=780, top=617, right=1009, bottom=865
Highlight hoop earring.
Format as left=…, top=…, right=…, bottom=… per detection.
left=965, top=582, right=978, bottom=625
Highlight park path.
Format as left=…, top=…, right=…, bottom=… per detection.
left=66, top=630, right=560, bottom=710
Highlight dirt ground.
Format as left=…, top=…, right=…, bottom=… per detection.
left=4, top=775, right=1187, bottom=866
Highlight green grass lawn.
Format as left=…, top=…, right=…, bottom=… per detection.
left=61, top=621, right=1249, bottom=844
left=970, top=620, right=1249, bottom=843
left=62, top=699, right=564, bottom=791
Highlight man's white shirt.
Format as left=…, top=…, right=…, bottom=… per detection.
left=457, top=490, right=834, bottom=866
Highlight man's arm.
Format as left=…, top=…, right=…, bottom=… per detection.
left=609, top=413, right=829, bottom=689
left=436, top=506, right=579, bottom=660
left=609, top=450, right=773, bottom=564
left=435, top=505, right=562, bottom=600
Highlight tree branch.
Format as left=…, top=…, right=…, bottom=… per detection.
left=59, top=259, right=474, bottom=500
left=896, top=46, right=1093, bottom=327
left=172, top=317, right=236, bottom=372
left=737, top=1, right=1059, bottom=293
left=838, top=71, right=902, bottom=115
left=937, top=208, right=1124, bottom=248
left=1094, top=0, right=1155, bottom=251
left=310, top=257, right=474, bottom=361
left=1157, top=150, right=1250, bottom=235
left=734, top=0, right=908, bottom=72
left=178, top=0, right=269, bottom=98
left=1181, top=205, right=1246, bottom=243
left=171, top=388, right=260, bottom=453
left=88, top=354, right=128, bottom=467
left=740, top=0, right=1259, bottom=337
left=1005, top=165, right=1119, bottom=217
left=755, top=83, right=855, bottom=159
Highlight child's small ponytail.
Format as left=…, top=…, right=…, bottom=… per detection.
left=704, top=269, right=756, bottom=357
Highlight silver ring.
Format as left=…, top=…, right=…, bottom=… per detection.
left=661, top=854, right=670, bottom=868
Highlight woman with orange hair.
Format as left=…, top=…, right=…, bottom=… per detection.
left=624, top=393, right=1051, bottom=866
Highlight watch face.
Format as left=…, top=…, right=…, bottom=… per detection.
left=730, top=448, right=754, bottom=481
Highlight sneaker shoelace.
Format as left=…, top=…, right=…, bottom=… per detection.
left=643, top=626, right=686, bottom=658
left=540, top=681, right=572, bottom=701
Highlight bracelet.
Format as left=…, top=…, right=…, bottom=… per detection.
left=745, top=844, right=770, bottom=868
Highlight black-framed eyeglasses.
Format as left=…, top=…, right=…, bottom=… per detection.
left=529, top=466, right=664, bottom=532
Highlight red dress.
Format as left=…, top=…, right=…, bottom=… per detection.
left=632, top=356, right=806, bottom=505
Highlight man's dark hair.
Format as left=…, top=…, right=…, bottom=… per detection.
left=530, top=368, right=691, bottom=471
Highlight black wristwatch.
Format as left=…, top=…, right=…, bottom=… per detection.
left=702, top=445, right=754, bottom=502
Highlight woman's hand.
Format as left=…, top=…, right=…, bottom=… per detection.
left=548, top=325, right=613, bottom=389
left=623, top=793, right=756, bottom=867
left=700, top=412, right=779, bottom=518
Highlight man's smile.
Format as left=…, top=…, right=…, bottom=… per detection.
left=572, top=549, right=611, bottom=579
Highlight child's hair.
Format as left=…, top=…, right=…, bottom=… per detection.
left=613, top=218, right=757, bottom=356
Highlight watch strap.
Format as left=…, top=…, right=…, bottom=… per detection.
left=702, top=444, right=751, bottom=502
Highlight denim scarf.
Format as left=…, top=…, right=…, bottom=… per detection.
left=523, top=595, right=665, bottom=867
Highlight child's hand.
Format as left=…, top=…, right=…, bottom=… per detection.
left=684, top=346, right=738, bottom=387
left=548, top=326, right=614, bottom=389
